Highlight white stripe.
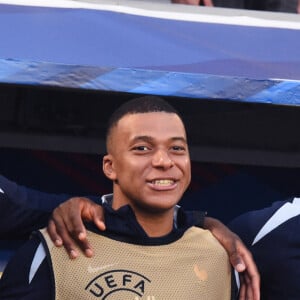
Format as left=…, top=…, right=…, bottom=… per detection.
left=0, top=188, right=4, bottom=193
left=29, top=242, right=46, bottom=284
left=101, top=193, right=113, bottom=205
left=0, top=0, right=300, bottom=30
left=234, top=270, right=240, bottom=291
left=252, top=197, right=300, bottom=245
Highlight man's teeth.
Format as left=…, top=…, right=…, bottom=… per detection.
left=152, top=179, right=174, bottom=186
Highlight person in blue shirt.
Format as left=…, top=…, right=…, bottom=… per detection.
left=0, top=96, right=241, bottom=299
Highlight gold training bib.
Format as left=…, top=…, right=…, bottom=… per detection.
left=40, top=227, right=232, bottom=300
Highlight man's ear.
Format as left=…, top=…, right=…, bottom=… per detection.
left=103, top=154, right=117, bottom=180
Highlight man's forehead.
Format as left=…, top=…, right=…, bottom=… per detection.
left=118, top=111, right=181, bottom=124
left=118, top=112, right=183, bottom=129
left=114, top=112, right=187, bottom=139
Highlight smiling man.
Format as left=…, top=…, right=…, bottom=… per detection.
left=104, top=108, right=191, bottom=237
left=0, top=96, right=237, bottom=299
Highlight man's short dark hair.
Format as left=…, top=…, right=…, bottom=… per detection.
left=106, top=95, right=181, bottom=144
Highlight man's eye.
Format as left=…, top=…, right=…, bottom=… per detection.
left=172, top=146, right=185, bottom=151
left=134, top=146, right=149, bottom=151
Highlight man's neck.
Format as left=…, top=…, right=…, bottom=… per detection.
left=110, top=190, right=176, bottom=237
left=134, top=210, right=175, bottom=237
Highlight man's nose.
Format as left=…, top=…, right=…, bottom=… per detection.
left=152, top=149, right=174, bottom=168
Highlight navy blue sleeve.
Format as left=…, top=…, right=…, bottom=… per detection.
left=0, top=235, right=53, bottom=300
left=0, top=175, right=67, bottom=239
left=0, top=174, right=99, bottom=239
left=0, top=193, right=50, bottom=239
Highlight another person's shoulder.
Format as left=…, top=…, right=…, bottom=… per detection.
left=228, top=198, right=296, bottom=246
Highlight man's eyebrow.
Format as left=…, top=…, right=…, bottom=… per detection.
left=131, top=136, right=187, bottom=143
left=131, top=136, right=154, bottom=143
left=170, top=137, right=187, bottom=143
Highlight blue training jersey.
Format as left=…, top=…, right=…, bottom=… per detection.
left=229, top=197, right=300, bottom=300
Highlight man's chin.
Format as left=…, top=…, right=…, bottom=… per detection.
left=137, top=200, right=178, bottom=214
